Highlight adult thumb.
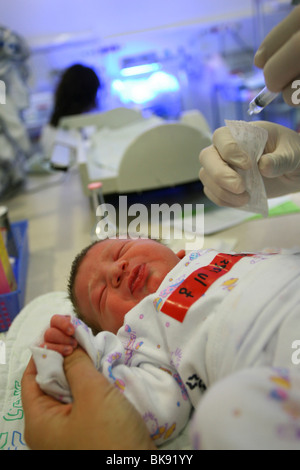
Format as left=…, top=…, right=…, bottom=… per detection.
left=63, top=347, right=111, bottom=403
left=258, top=154, right=279, bottom=177
left=258, top=152, right=295, bottom=178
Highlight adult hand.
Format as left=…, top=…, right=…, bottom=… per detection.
left=254, top=5, right=300, bottom=106
left=199, top=121, right=300, bottom=206
left=21, top=348, right=157, bottom=450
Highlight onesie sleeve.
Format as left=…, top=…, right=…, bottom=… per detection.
left=102, top=352, right=192, bottom=446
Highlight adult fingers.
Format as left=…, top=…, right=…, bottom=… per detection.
left=63, top=348, right=107, bottom=404
left=262, top=31, right=300, bottom=93
left=254, top=6, right=300, bottom=70
left=212, top=127, right=251, bottom=169
left=199, top=145, right=248, bottom=195
left=202, top=178, right=250, bottom=208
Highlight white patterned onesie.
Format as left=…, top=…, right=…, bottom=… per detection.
left=32, top=249, right=300, bottom=449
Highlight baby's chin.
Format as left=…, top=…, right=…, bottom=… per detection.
left=132, top=284, right=155, bottom=305
left=145, top=274, right=165, bottom=296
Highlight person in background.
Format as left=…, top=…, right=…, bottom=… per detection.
left=40, top=63, right=101, bottom=160
left=199, top=5, right=300, bottom=209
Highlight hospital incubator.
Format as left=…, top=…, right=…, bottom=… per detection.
left=54, top=107, right=212, bottom=196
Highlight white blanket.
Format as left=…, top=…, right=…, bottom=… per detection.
left=0, top=292, right=191, bottom=450
left=0, top=292, right=73, bottom=450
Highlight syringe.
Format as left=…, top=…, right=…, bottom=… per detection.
left=248, top=86, right=279, bottom=115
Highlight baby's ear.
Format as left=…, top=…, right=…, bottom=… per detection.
left=176, top=249, right=186, bottom=260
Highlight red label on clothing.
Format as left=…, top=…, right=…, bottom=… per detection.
left=161, top=253, right=253, bottom=323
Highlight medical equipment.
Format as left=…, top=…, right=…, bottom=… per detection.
left=248, top=86, right=279, bottom=115
left=59, top=107, right=212, bottom=196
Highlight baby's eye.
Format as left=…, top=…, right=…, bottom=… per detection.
left=99, top=285, right=107, bottom=311
left=116, top=242, right=129, bottom=260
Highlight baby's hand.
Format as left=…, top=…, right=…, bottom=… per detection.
left=42, top=314, right=78, bottom=356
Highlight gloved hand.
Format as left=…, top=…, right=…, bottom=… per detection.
left=254, top=5, right=300, bottom=106
left=199, top=121, right=300, bottom=207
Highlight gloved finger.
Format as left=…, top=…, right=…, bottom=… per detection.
left=258, top=154, right=278, bottom=178
left=254, top=6, right=300, bottom=69
left=212, top=128, right=251, bottom=169
left=199, top=147, right=248, bottom=194
left=203, top=184, right=250, bottom=208
left=262, top=31, right=300, bottom=93
left=259, top=151, right=300, bottom=178
left=200, top=168, right=250, bottom=207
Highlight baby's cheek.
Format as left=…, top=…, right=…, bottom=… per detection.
left=146, top=274, right=163, bottom=295
left=105, top=299, right=133, bottom=333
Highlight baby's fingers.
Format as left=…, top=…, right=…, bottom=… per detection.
left=50, top=314, right=75, bottom=336
left=44, top=327, right=77, bottom=348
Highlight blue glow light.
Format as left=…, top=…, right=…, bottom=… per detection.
left=120, top=63, right=161, bottom=77
left=111, top=71, right=180, bottom=105
left=149, top=71, right=180, bottom=92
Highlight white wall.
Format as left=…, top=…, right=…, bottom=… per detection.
left=1, top=0, right=293, bottom=131
left=1, top=0, right=257, bottom=45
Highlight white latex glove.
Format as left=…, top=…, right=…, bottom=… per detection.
left=199, top=121, right=300, bottom=207
left=254, top=5, right=300, bottom=106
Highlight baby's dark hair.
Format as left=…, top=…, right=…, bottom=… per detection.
left=67, top=240, right=102, bottom=332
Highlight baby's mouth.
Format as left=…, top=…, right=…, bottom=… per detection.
left=129, top=264, right=146, bottom=294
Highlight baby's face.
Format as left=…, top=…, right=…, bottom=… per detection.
left=74, top=238, right=184, bottom=333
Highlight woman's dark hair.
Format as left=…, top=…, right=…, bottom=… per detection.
left=50, top=63, right=101, bottom=127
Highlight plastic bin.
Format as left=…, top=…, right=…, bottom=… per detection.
left=0, top=220, right=29, bottom=332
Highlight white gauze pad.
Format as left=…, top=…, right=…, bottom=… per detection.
left=225, top=120, right=269, bottom=217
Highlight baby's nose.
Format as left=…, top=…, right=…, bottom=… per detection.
left=112, top=260, right=128, bottom=287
